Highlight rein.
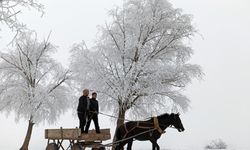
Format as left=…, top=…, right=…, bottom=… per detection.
left=153, top=117, right=165, bottom=134
left=97, top=111, right=177, bottom=128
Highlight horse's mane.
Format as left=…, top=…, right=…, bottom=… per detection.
left=157, top=113, right=171, bottom=117
left=146, top=113, right=172, bottom=121
left=128, top=113, right=173, bottom=123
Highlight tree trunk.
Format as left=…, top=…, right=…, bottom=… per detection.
left=112, top=108, right=126, bottom=150
left=20, top=120, right=34, bottom=150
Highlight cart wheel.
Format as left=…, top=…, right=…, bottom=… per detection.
left=71, top=143, right=84, bottom=150
left=46, top=143, right=59, bottom=150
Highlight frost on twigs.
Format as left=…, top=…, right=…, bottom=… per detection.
left=0, top=31, right=72, bottom=124
left=0, top=0, right=44, bottom=35
left=70, top=0, right=203, bottom=120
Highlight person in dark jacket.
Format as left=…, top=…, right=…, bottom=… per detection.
left=84, top=92, right=100, bottom=133
left=77, top=89, right=90, bottom=134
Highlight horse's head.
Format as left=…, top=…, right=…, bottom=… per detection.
left=170, top=113, right=185, bottom=132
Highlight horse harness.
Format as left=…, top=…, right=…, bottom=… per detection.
left=122, top=117, right=165, bottom=139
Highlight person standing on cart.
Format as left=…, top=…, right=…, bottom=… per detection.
left=84, top=92, right=100, bottom=133
left=77, top=89, right=90, bottom=134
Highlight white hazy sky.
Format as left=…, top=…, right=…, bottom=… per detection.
left=0, top=0, right=250, bottom=150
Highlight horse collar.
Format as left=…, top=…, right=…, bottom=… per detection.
left=153, top=117, right=165, bottom=134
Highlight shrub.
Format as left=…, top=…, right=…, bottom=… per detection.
left=205, top=139, right=228, bottom=149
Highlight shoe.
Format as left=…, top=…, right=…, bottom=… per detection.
left=84, top=131, right=88, bottom=134
left=81, top=130, right=84, bottom=134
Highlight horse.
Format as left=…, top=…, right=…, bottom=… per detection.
left=114, top=113, right=185, bottom=150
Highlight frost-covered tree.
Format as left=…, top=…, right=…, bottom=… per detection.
left=70, top=0, right=202, bottom=139
left=0, top=32, right=72, bottom=150
left=0, top=0, right=44, bottom=33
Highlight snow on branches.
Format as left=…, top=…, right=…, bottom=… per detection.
left=70, top=0, right=202, bottom=120
left=0, top=0, right=44, bottom=32
left=0, top=31, right=72, bottom=124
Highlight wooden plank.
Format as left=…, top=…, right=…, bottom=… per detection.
left=86, top=129, right=110, bottom=134
left=45, top=128, right=81, bottom=140
left=45, top=128, right=111, bottom=141
left=80, top=129, right=111, bottom=141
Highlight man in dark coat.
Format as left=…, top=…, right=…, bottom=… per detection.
left=84, top=92, right=100, bottom=133
left=77, top=89, right=90, bottom=134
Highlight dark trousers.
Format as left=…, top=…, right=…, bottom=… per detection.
left=78, top=112, right=87, bottom=133
left=85, top=113, right=100, bottom=133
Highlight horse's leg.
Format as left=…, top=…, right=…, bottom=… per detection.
left=114, top=144, right=122, bottom=150
left=127, top=139, right=133, bottom=150
left=152, top=143, right=155, bottom=150
left=115, top=142, right=125, bottom=150
left=155, top=140, right=160, bottom=150
left=150, top=139, right=156, bottom=150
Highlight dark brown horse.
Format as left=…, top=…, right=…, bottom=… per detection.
left=114, top=113, right=185, bottom=150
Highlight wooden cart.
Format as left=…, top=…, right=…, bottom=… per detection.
left=45, top=127, right=111, bottom=150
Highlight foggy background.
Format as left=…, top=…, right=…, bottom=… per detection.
left=0, top=0, right=250, bottom=149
